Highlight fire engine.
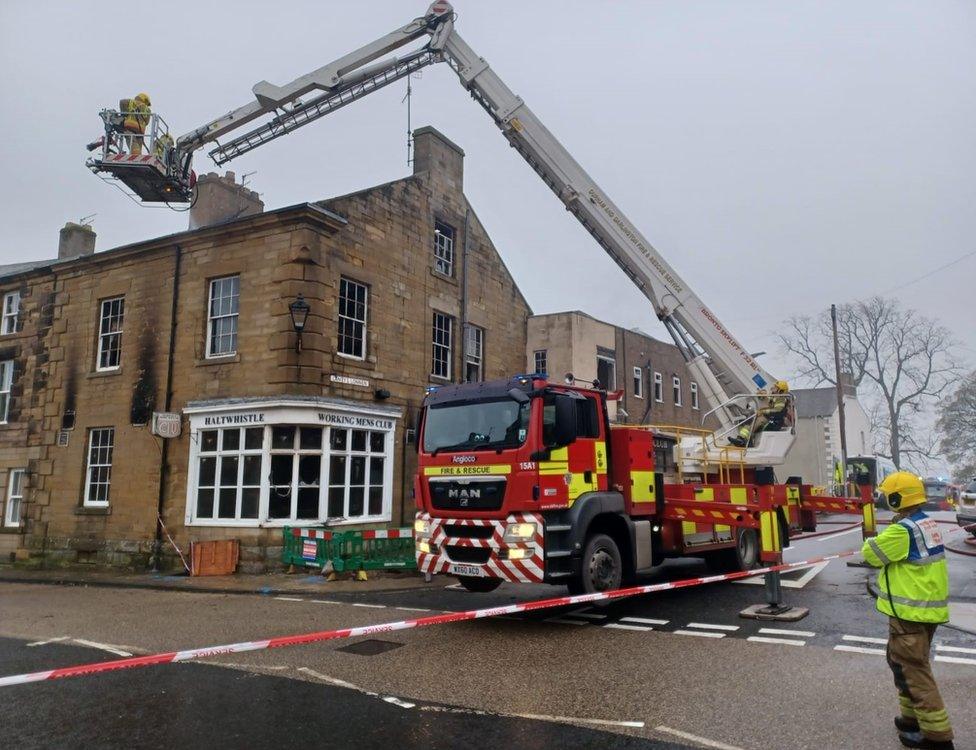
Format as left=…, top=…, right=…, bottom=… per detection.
left=88, top=2, right=875, bottom=595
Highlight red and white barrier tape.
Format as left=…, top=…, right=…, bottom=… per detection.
left=4, top=520, right=973, bottom=689
left=0, top=548, right=862, bottom=689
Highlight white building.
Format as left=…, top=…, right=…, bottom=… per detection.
left=779, top=381, right=874, bottom=487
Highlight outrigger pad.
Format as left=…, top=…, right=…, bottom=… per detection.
left=739, top=603, right=810, bottom=622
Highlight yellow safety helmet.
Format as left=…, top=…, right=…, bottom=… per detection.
left=774, top=380, right=789, bottom=393
left=136, top=92, right=151, bottom=106
left=878, top=471, right=926, bottom=512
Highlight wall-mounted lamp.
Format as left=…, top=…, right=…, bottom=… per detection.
left=288, top=293, right=310, bottom=353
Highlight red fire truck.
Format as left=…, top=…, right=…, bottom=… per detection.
left=413, top=375, right=870, bottom=593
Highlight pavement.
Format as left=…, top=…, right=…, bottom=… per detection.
left=1, top=513, right=974, bottom=749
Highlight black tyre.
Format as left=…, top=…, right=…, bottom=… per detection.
left=570, top=533, right=623, bottom=594
left=705, top=527, right=759, bottom=573
left=457, top=575, right=502, bottom=593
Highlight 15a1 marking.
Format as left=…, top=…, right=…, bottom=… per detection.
left=519, top=462, right=536, bottom=471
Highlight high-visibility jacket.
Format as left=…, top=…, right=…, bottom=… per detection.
left=121, top=98, right=151, bottom=133
left=862, top=509, right=949, bottom=623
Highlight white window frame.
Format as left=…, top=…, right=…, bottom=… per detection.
left=96, top=296, right=124, bottom=371
left=206, top=275, right=240, bottom=359
left=673, top=375, right=682, bottom=406
left=653, top=371, right=663, bottom=403
left=433, top=221, right=455, bottom=276
left=691, top=381, right=699, bottom=410
left=633, top=366, right=643, bottom=399
left=4, top=468, right=25, bottom=527
left=534, top=349, right=547, bottom=376
left=337, top=277, right=368, bottom=360
left=431, top=312, right=453, bottom=380
left=195, top=426, right=266, bottom=523
left=464, top=325, right=484, bottom=383
left=83, top=427, right=115, bottom=507
left=0, top=359, right=12, bottom=424
left=184, top=403, right=398, bottom=528
left=1, top=291, right=19, bottom=335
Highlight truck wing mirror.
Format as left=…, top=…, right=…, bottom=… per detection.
left=552, top=394, right=578, bottom=447
left=507, top=388, right=530, bottom=404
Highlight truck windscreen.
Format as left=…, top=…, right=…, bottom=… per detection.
left=423, top=399, right=529, bottom=454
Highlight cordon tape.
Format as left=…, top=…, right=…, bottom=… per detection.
left=2, top=520, right=972, bottom=689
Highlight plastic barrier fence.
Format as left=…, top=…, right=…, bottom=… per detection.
left=282, top=527, right=415, bottom=572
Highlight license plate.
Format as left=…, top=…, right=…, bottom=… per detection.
left=449, top=563, right=485, bottom=578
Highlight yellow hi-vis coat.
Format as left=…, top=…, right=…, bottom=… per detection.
left=861, top=510, right=949, bottom=623
left=121, top=98, right=151, bottom=133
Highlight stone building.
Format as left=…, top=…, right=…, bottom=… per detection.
left=527, top=311, right=717, bottom=431
left=0, top=126, right=531, bottom=570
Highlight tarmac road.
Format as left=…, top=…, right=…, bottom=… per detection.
left=1, top=513, right=973, bottom=749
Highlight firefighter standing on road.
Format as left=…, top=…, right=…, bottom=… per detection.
left=862, top=471, right=954, bottom=749
left=120, top=92, right=151, bottom=155
left=729, top=380, right=791, bottom=447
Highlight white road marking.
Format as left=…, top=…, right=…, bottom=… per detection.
left=734, top=561, right=828, bottom=588
left=747, top=635, right=805, bottom=647
left=759, top=627, right=816, bottom=638
left=687, top=622, right=739, bottom=631
left=351, top=603, right=387, bottom=609
left=275, top=596, right=304, bottom=602
left=935, top=655, right=976, bottom=666
left=655, top=724, right=744, bottom=750
left=515, top=713, right=644, bottom=729
left=212, top=662, right=290, bottom=670
left=298, top=668, right=414, bottom=709
left=674, top=629, right=725, bottom=639
left=568, top=610, right=607, bottom=620
left=805, top=527, right=862, bottom=543
left=603, top=623, right=653, bottom=631
left=310, top=599, right=341, bottom=605
left=26, top=637, right=70, bottom=647
left=936, top=644, right=976, bottom=655
left=842, top=635, right=887, bottom=645
left=834, top=644, right=885, bottom=656
left=445, top=584, right=464, bottom=591
left=546, top=617, right=588, bottom=626
left=382, top=695, right=417, bottom=708
left=620, top=616, right=669, bottom=626
left=395, top=607, right=433, bottom=613
left=72, top=639, right=134, bottom=657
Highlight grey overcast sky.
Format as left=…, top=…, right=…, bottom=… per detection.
left=1, top=0, right=974, bottom=382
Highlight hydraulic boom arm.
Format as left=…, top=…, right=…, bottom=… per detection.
left=96, top=1, right=784, bottom=441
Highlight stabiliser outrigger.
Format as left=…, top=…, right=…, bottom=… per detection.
left=88, top=2, right=877, bottom=608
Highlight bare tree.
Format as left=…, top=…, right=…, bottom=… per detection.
left=778, top=297, right=961, bottom=470
left=937, top=370, right=976, bottom=480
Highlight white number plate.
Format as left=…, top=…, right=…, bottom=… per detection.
left=449, top=563, right=485, bottom=578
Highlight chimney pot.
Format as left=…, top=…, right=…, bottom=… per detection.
left=189, top=171, right=264, bottom=230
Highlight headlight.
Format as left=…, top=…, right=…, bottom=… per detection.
left=503, top=522, right=536, bottom=543
left=418, top=541, right=431, bottom=554
left=507, top=547, right=529, bottom=560
left=414, top=518, right=430, bottom=537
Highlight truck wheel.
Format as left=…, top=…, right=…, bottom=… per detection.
left=705, top=527, right=759, bottom=573
left=457, top=575, right=502, bottom=593
left=570, top=533, right=623, bottom=594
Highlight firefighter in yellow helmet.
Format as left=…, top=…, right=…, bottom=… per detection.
left=862, top=471, right=953, bottom=749
left=119, top=92, right=152, bottom=155
left=729, top=380, right=791, bottom=447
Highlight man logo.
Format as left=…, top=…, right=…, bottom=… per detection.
left=448, top=487, right=482, bottom=501
left=452, top=455, right=476, bottom=464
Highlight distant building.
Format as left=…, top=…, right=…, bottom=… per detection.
left=778, top=378, right=874, bottom=486
left=526, top=311, right=717, bottom=432
left=0, top=126, right=531, bottom=570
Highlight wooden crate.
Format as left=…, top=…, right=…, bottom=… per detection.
left=190, top=540, right=239, bottom=576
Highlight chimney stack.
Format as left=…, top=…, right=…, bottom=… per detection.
left=412, top=126, right=464, bottom=193
left=189, top=171, right=264, bottom=230
left=58, top=222, right=96, bottom=259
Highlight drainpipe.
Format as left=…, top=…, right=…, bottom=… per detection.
left=150, top=245, right=182, bottom=572
left=459, top=208, right=470, bottom=384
